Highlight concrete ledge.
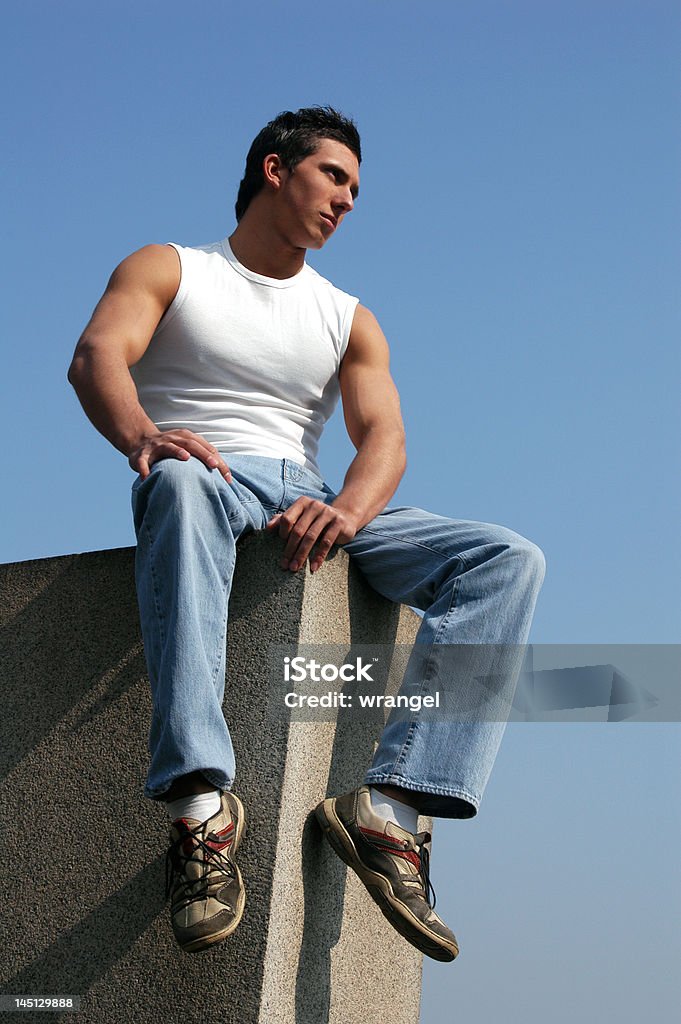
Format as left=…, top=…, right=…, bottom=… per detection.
left=0, top=534, right=425, bottom=1023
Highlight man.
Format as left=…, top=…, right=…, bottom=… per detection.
left=68, top=106, right=545, bottom=963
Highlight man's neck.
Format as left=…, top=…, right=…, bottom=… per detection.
left=228, top=221, right=306, bottom=280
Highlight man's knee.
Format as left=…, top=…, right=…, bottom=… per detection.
left=500, top=529, right=546, bottom=587
left=147, top=455, right=217, bottom=491
left=134, top=456, right=228, bottom=505
left=132, top=456, right=233, bottom=529
left=476, top=523, right=546, bottom=587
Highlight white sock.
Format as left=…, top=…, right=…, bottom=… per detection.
left=165, top=789, right=221, bottom=824
left=369, top=786, right=419, bottom=834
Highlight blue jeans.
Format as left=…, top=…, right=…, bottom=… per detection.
left=132, top=454, right=545, bottom=818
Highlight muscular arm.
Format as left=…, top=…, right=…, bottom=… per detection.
left=68, top=244, right=231, bottom=480
left=268, top=304, right=406, bottom=572
left=332, top=304, right=406, bottom=524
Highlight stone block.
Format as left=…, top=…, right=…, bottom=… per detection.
left=0, top=534, right=424, bottom=1023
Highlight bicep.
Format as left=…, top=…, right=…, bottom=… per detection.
left=339, top=305, right=405, bottom=447
left=74, top=244, right=180, bottom=366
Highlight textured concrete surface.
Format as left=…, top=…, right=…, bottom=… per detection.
left=0, top=534, right=424, bottom=1024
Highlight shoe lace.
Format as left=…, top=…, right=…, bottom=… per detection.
left=165, top=821, right=237, bottom=905
left=415, top=832, right=437, bottom=909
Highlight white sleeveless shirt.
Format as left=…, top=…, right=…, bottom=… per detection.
left=130, top=238, right=359, bottom=474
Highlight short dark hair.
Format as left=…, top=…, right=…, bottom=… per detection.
left=234, top=105, right=361, bottom=222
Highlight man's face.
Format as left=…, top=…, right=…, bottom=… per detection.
left=271, top=137, right=360, bottom=250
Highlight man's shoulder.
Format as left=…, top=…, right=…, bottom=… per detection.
left=303, top=262, right=359, bottom=305
left=167, top=238, right=227, bottom=260
left=109, top=243, right=181, bottom=301
left=120, top=239, right=223, bottom=279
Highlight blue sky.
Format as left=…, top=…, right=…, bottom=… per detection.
left=2, top=1, right=680, bottom=1019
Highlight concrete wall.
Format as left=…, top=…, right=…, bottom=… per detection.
left=0, top=534, right=425, bottom=1024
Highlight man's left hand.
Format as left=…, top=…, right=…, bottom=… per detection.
left=266, top=498, right=359, bottom=573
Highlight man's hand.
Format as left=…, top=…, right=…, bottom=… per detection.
left=266, top=498, right=359, bottom=573
left=128, top=429, right=232, bottom=481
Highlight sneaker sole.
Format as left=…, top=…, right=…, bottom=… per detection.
left=315, top=798, right=458, bottom=963
left=179, top=793, right=247, bottom=954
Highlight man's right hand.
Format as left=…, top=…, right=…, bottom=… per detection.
left=128, top=429, right=232, bottom=481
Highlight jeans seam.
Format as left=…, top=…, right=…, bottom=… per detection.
left=432, top=573, right=462, bottom=645
left=389, top=577, right=460, bottom=769
left=143, top=520, right=167, bottom=652
left=392, top=657, right=436, bottom=768
left=209, top=591, right=229, bottom=693
left=394, top=719, right=416, bottom=770
left=208, top=540, right=233, bottom=692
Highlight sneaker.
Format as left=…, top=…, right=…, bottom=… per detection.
left=315, top=785, right=459, bottom=962
left=165, top=790, right=246, bottom=952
